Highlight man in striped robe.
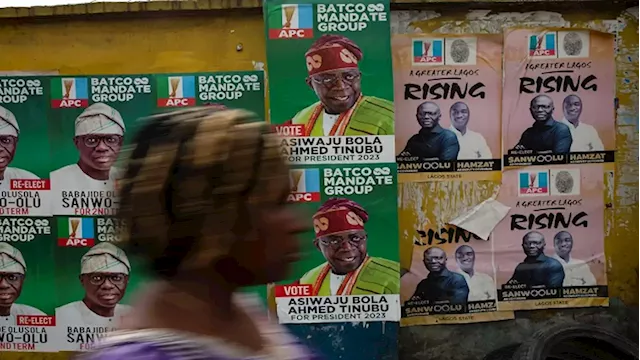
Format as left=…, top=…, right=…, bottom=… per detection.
left=285, top=35, right=394, bottom=137
left=297, top=198, right=399, bottom=296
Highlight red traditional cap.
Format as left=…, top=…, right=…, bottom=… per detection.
left=306, top=44, right=360, bottom=76
left=312, top=198, right=368, bottom=238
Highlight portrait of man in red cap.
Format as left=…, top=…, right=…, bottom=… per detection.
left=286, top=35, right=394, bottom=137
left=296, top=198, right=399, bottom=296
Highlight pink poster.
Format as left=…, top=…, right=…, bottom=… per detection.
left=502, top=28, right=615, bottom=168
left=493, top=165, right=608, bottom=310
left=392, top=34, right=502, bottom=182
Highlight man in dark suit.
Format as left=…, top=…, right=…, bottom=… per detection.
left=411, top=247, right=469, bottom=304
left=399, top=101, right=459, bottom=161
left=513, top=95, right=572, bottom=153
left=509, top=231, right=565, bottom=288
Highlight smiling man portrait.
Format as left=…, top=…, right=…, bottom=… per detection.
left=0, top=243, right=46, bottom=317
left=399, top=101, right=460, bottom=161
left=295, top=198, right=399, bottom=296
left=287, top=34, right=394, bottom=137
left=56, top=242, right=132, bottom=327
left=0, top=105, right=39, bottom=190
left=50, top=102, right=125, bottom=190
left=513, top=95, right=572, bottom=153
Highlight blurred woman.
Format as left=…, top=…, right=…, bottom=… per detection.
left=80, top=107, right=322, bottom=360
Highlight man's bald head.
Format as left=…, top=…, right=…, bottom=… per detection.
left=562, top=94, right=582, bottom=123
left=416, top=101, right=441, bottom=129
left=529, top=95, right=554, bottom=122
left=455, top=245, right=475, bottom=273
left=522, top=231, right=546, bottom=257
left=450, top=101, right=470, bottom=131
left=423, top=246, right=447, bottom=273
left=554, top=231, right=573, bottom=258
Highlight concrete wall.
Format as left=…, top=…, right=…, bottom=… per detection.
left=0, top=2, right=637, bottom=359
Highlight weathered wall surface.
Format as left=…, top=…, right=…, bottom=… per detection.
left=0, top=3, right=637, bottom=360
left=395, top=5, right=639, bottom=359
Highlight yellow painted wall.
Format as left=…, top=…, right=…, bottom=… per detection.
left=0, top=5, right=637, bottom=360
left=0, top=12, right=266, bottom=74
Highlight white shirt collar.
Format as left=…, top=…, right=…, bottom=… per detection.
left=552, top=253, right=572, bottom=264
left=561, top=118, right=581, bottom=129
left=449, top=126, right=468, bottom=137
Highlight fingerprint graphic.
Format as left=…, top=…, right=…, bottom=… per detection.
left=555, top=171, right=575, bottom=194
left=563, top=32, right=583, bottom=56
left=450, top=39, right=470, bottom=63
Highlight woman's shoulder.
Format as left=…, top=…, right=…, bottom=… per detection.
left=78, top=330, right=213, bottom=360
left=79, top=341, right=172, bottom=360
left=79, top=327, right=324, bottom=360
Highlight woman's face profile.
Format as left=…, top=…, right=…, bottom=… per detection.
left=228, top=199, right=308, bottom=286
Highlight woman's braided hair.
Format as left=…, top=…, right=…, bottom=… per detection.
left=116, top=107, right=289, bottom=278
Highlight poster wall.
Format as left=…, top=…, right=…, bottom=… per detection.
left=0, top=77, right=56, bottom=352
left=494, top=165, right=608, bottom=311
left=398, top=182, right=514, bottom=326
left=264, top=0, right=400, bottom=324
left=265, top=0, right=395, bottom=164
left=393, top=34, right=503, bottom=183
left=272, top=164, right=401, bottom=324
left=48, top=74, right=156, bottom=351
left=502, top=28, right=615, bottom=168
left=0, top=71, right=265, bottom=352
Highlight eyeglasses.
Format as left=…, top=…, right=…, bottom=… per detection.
left=80, top=135, right=123, bottom=148
left=0, top=135, right=17, bottom=147
left=319, top=234, right=366, bottom=248
left=87, top=273, right=127, bottom=286
left=0, top=273, right=24, bottom=284
left=310, top=71, right=361, bottom=87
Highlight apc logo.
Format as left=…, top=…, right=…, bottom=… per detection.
left=528, top=33, right=557, bottom=59
left=268, top=4, right=314, bottom=39
left=288, top=168, right=320, bottom=203
left=157, top=76, right=196, bottom=108
left=57, top=217, right=95, bottom=247
left=518, top=171, right=549, bottom=197
left=412, top=39, right=444, bottom=66
left=51, top=78, right=89, bottom=108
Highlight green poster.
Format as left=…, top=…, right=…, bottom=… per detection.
left=48, top=74, right=156, bottom=352
left=268, top=163, right=401, bottom=324
left=264, top=0, right=399, bottom=324
left=0, top=77, right=56, bottom=352
left=264, top=1, right=394, bottom=132
left=155, top=71, right=266, bottom=120
left=46, top=71, right=267, bottom=351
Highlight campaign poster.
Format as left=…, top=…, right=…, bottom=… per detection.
left=264, top=0, right=395, bottom=165
left=48, top=74, right=155, bottom=217
left=0, top=77, right=56, bottom=352
left=398, top=182, right=514, bottom=326
left=502, top=28, right=615, bottom=168
left=494, top=165, right=608, bottom=311
left=52, top=219, right=148, bottom=351
left=268, top=164, right=401, bottom=324
left=47, top=74, right=153, bottom=351
left=0, top=77, right=52, bottom=217
left=155, top=71, right=266, bottom=120
left=393, top=35, right=502, bottom=183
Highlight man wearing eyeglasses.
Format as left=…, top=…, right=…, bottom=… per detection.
left=295, top=198, right=399, bottom=296
left=0, top=106, right=39, bottom=190
left=56, top=242, right=131, bottom=326
left=50, top=102, right=125, bottom=190
left=0, top=243, right=46, bottom=318
left=285, top=34, right=394, bottom=136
